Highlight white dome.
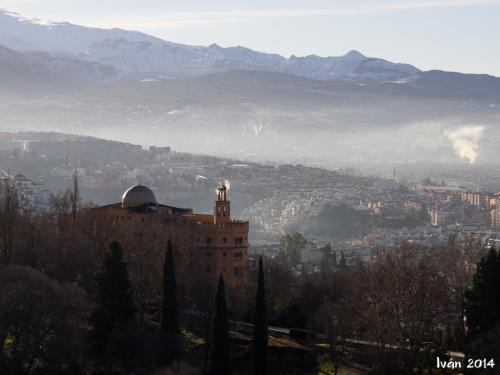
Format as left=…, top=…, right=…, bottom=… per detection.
left=121, top=185, right=157, bottom=208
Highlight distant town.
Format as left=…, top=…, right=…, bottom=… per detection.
left=3, top=131, right=500, bottom=271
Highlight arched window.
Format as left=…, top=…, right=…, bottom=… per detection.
left=206, top=237, right=212, bottom=246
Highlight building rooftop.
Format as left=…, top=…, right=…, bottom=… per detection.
left=98, top=202, right=191, bottom=214
left=121, top=184, right=157, bottom=208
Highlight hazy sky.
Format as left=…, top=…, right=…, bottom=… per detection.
left=5, top=0, right=500, bottom=75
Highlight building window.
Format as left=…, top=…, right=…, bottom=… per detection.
left=206, top=237, right=212, bottom=246
left=234, top=267, right=240, bottom=277
left=206, top=266, right=211, bottom=272
left=206, top=252, right=211, bottom=257
left=223, top=252, right=227, bottom=257
left=223, top=237, right=227, bottom=243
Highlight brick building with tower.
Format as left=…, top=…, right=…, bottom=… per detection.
left=95, top=183, right=249, bottom=289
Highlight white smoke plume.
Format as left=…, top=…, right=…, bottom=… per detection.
left=215, top=179, right=231, bottom=194
left=253, top=120, right=263, bottom=136
left=446, top=125, right=484, bottom=164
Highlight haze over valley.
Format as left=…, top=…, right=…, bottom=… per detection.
left=1, top=8, right=499, bottom=171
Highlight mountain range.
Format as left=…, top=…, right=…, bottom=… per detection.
left=1, top=8, right=499, bottom=167
left=2, top=8, right=500, bottom=94
left=0, top=8, right=422, bottom=83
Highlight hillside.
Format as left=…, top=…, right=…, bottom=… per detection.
left=2, top=70, right=499, bottom=167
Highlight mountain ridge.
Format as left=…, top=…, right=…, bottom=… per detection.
left=0, top=44, right=116, bottom=91
left=0, top=8, right=421, bottom=82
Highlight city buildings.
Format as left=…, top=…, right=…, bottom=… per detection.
left=13, top=174, right=51, bottom=212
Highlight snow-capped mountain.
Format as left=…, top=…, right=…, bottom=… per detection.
left=0, top=8, right=420, bottom=82
left=284, top=50, right=420, bottom=81
left=0, top=9, right=163, bottom=54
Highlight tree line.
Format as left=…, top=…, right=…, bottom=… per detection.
left=1, top=175, right=499, bottom=374
left=0, top=235, right=270, bottom=374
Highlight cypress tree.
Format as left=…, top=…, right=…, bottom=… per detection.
left=339, top=250, right=348, bottom=271
left=211, top=274, right=231, bottom=375
left=464, top=248, right=500, bottom=366
left=161, top=239, right=179, bottom=334
left=253, top=256, right=268, bottom=375
left=89, top=241, right=136, bottom=358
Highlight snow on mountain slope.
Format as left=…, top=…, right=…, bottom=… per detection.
left=0, top=9, right=165, bottom=53
left=79, top=40, right=288, bottom=76
left=82, top=39, right=419, bottom=81
left=0, top=8, right=420, bottom=81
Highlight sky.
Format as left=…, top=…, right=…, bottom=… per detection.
left=4, top=0, right=500, bottom=75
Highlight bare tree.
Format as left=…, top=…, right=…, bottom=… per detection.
left=0, top=265, right=89, bottom=373
left=124, top=223, right=164, bottom=324
left=0, top=175, right=19, bottom=265
left=299, top=270, right=354, bottom=375
left=70, top=169, right=80, bottom=225
left=356, top=244, right=451, bottom=372
left=240, top=256, right=297, bottom=323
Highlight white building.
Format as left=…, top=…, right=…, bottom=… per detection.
left=14, top=174, right=51, bottom=212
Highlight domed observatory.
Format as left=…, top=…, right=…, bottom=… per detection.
left=121, top=184, right=157, bottom=209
